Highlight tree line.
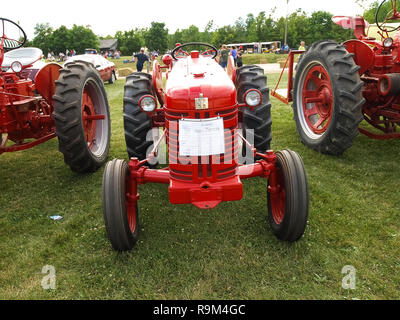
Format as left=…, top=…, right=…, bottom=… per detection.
left=30, top=9, right=358, bottom=56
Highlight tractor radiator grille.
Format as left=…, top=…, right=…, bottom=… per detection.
left=166, top=107, right=239, bottom=183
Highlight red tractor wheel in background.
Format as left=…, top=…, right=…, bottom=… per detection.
left=123, top=72, right=158, bottom=166
left=102, top=159, right=139, bottom=251
left=53, top=61, right=111, bottom=173
left=236, top=65, right=272, bottom=155
left=293, top=40, right=365, bottom=155
left=267, top=149, right=309, bottom=242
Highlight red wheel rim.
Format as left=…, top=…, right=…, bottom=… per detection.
left=82, top=88, right=97, bottom=149
left=270, top=167, right=286, bottom=225
left=125, top=174, right=137, bottom=233
left=302, top=64, right=334, bottom=134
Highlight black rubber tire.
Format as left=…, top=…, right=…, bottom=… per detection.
left=236, top=65, right=272, bottom=154
left=267, top=149, right=309, bottom=242
left=102, top=159, right=139, bottom=251
left=293, top=40, right=365, bottom=155
left=108, top=71, right=116, bottom=84
left=123, top=72, right=157, bottom=165
left=53, top=61, right=111, bottom=173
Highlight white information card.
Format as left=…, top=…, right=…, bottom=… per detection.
left=179, top=117, right=225, bottom=156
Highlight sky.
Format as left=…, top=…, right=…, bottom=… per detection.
left=2, top=0, right=375, bottom=40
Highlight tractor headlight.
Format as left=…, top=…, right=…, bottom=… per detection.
left=11, top=61, right=22, bottom=73
left=383, top=37, right=394, bottom=48
left=139, top=95, right=157, bottom=113
left=244, top=89, right=262, bottom=107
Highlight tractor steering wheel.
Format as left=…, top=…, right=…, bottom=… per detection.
left=171, top=42, right=218, bottom=60
left=376, top=0, right=400, bottom=32
left=0, top=18, right=27, bottom=51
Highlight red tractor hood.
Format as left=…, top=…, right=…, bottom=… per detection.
left=165, top=56, right=236, bottom=110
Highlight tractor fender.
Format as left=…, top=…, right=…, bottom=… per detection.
left=34, top=62, right=61, bottom=106
left=332, top=16, right=369, bottom=40
left=227, top=56, right=236, bottom=83
left=343, top=39, right=374, bottom=76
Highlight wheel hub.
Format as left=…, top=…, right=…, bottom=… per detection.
left=302, top=65, right=334, bottom=135
left=82, top=89, right=97, bottom=149
left=269, top=167, right=286, bottom=225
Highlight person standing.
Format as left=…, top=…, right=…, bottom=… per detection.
left=219, top=44, right=230, bottom=70
left=231, top=46, right=238, bottom=66
left=298, top=41, right=306, bottom=51
left=134, top=48, right=149, bottom=72
left=236, top=48, right=243, bottom=68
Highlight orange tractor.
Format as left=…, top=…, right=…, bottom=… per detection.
left=272, top=0, right=400, bottom=155
left=0, top=18, right=111, bottom=172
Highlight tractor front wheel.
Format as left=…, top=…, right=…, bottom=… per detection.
left=293, top=40, right=364, bottom=155
left=123, top=72, right=158, bottom=166
left=53, top=61, right=111, bottom=173
left=102, top=159, right=139, bottom=251
left=236, top=65, right=272, bottom=155
left=267, top=150, right=309, bottom=242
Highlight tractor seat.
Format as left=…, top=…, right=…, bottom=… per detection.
left=2, top=47, right=43, bottom=68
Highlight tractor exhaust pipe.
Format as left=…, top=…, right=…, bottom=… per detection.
left=378, top=73, right=400, bottom=96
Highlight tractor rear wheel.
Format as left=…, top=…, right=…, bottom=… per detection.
left=236, top=65, right=272, bottom=156
left=293, top=40, right=364, bottom=155
left=102, top=159, right=139, bottom=251
left=53, top=61, right=111, bottom=173
left=123, top=72, right=157, bottom=166
left=267, top=150, right=309, bottom=242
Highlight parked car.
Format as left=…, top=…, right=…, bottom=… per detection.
left=65, top=54, right=117, bottom=84
left=85, top=48, right=98, bottom=54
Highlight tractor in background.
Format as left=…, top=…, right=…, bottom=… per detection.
left=0, top=18, right=111, bottom=173
left=102, top=42, right=309, bottom=251
left=272, top=0, right=400, bottom=155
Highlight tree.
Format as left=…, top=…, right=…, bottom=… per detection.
left=69, top=24, right=98, bottom=54
left=144, top=22, right=168, bottom=52
left=285, top=10, right=310, bottom=48
left=211, top=25, right=236, bottom=47
left=202, top=20, right=215, bottom=43
left=115, top=29, right=144, bottom=55
left=32, top=23, right=53, bottom=55
left=246, top=13, right=258, bottom=42
left=363, top=0, right=400, bottom=24
left=232, top=17, right=247, bottom=43
left=181, top=25, right=201, bottom=43
left=49, top=25, right=71, bottom=55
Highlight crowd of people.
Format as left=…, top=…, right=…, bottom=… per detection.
left=101, top=50, right=122, bottom=59
left=47, top=49, right=77, bottom=62
left=217, top=44, right=244, bottom=70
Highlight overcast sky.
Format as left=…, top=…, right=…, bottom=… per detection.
left=3, top=0, right=375, bottom=39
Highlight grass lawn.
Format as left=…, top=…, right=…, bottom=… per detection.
left=0, top=69, right=399, bottom=300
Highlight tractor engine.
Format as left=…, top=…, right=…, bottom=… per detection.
left=0, top=62, right=59, bottom=148
left=164, top=51, right=242, bottom=209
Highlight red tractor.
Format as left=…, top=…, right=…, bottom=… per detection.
left=102, top=42, right=309, bottom=251
left=272, top=0, right=400, bottom=155
left=0, top=18, right=111, bottom=173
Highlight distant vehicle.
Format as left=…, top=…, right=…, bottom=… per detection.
left=227, top=42, right=281, bottom=54
left=65, top=54, right=117, bottom=84
left=85, top=48, right=98, bottom=54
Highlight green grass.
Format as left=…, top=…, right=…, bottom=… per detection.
left=0, top=71, right=399, bottom=300
left=242, top=53, right=289, bottom=65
